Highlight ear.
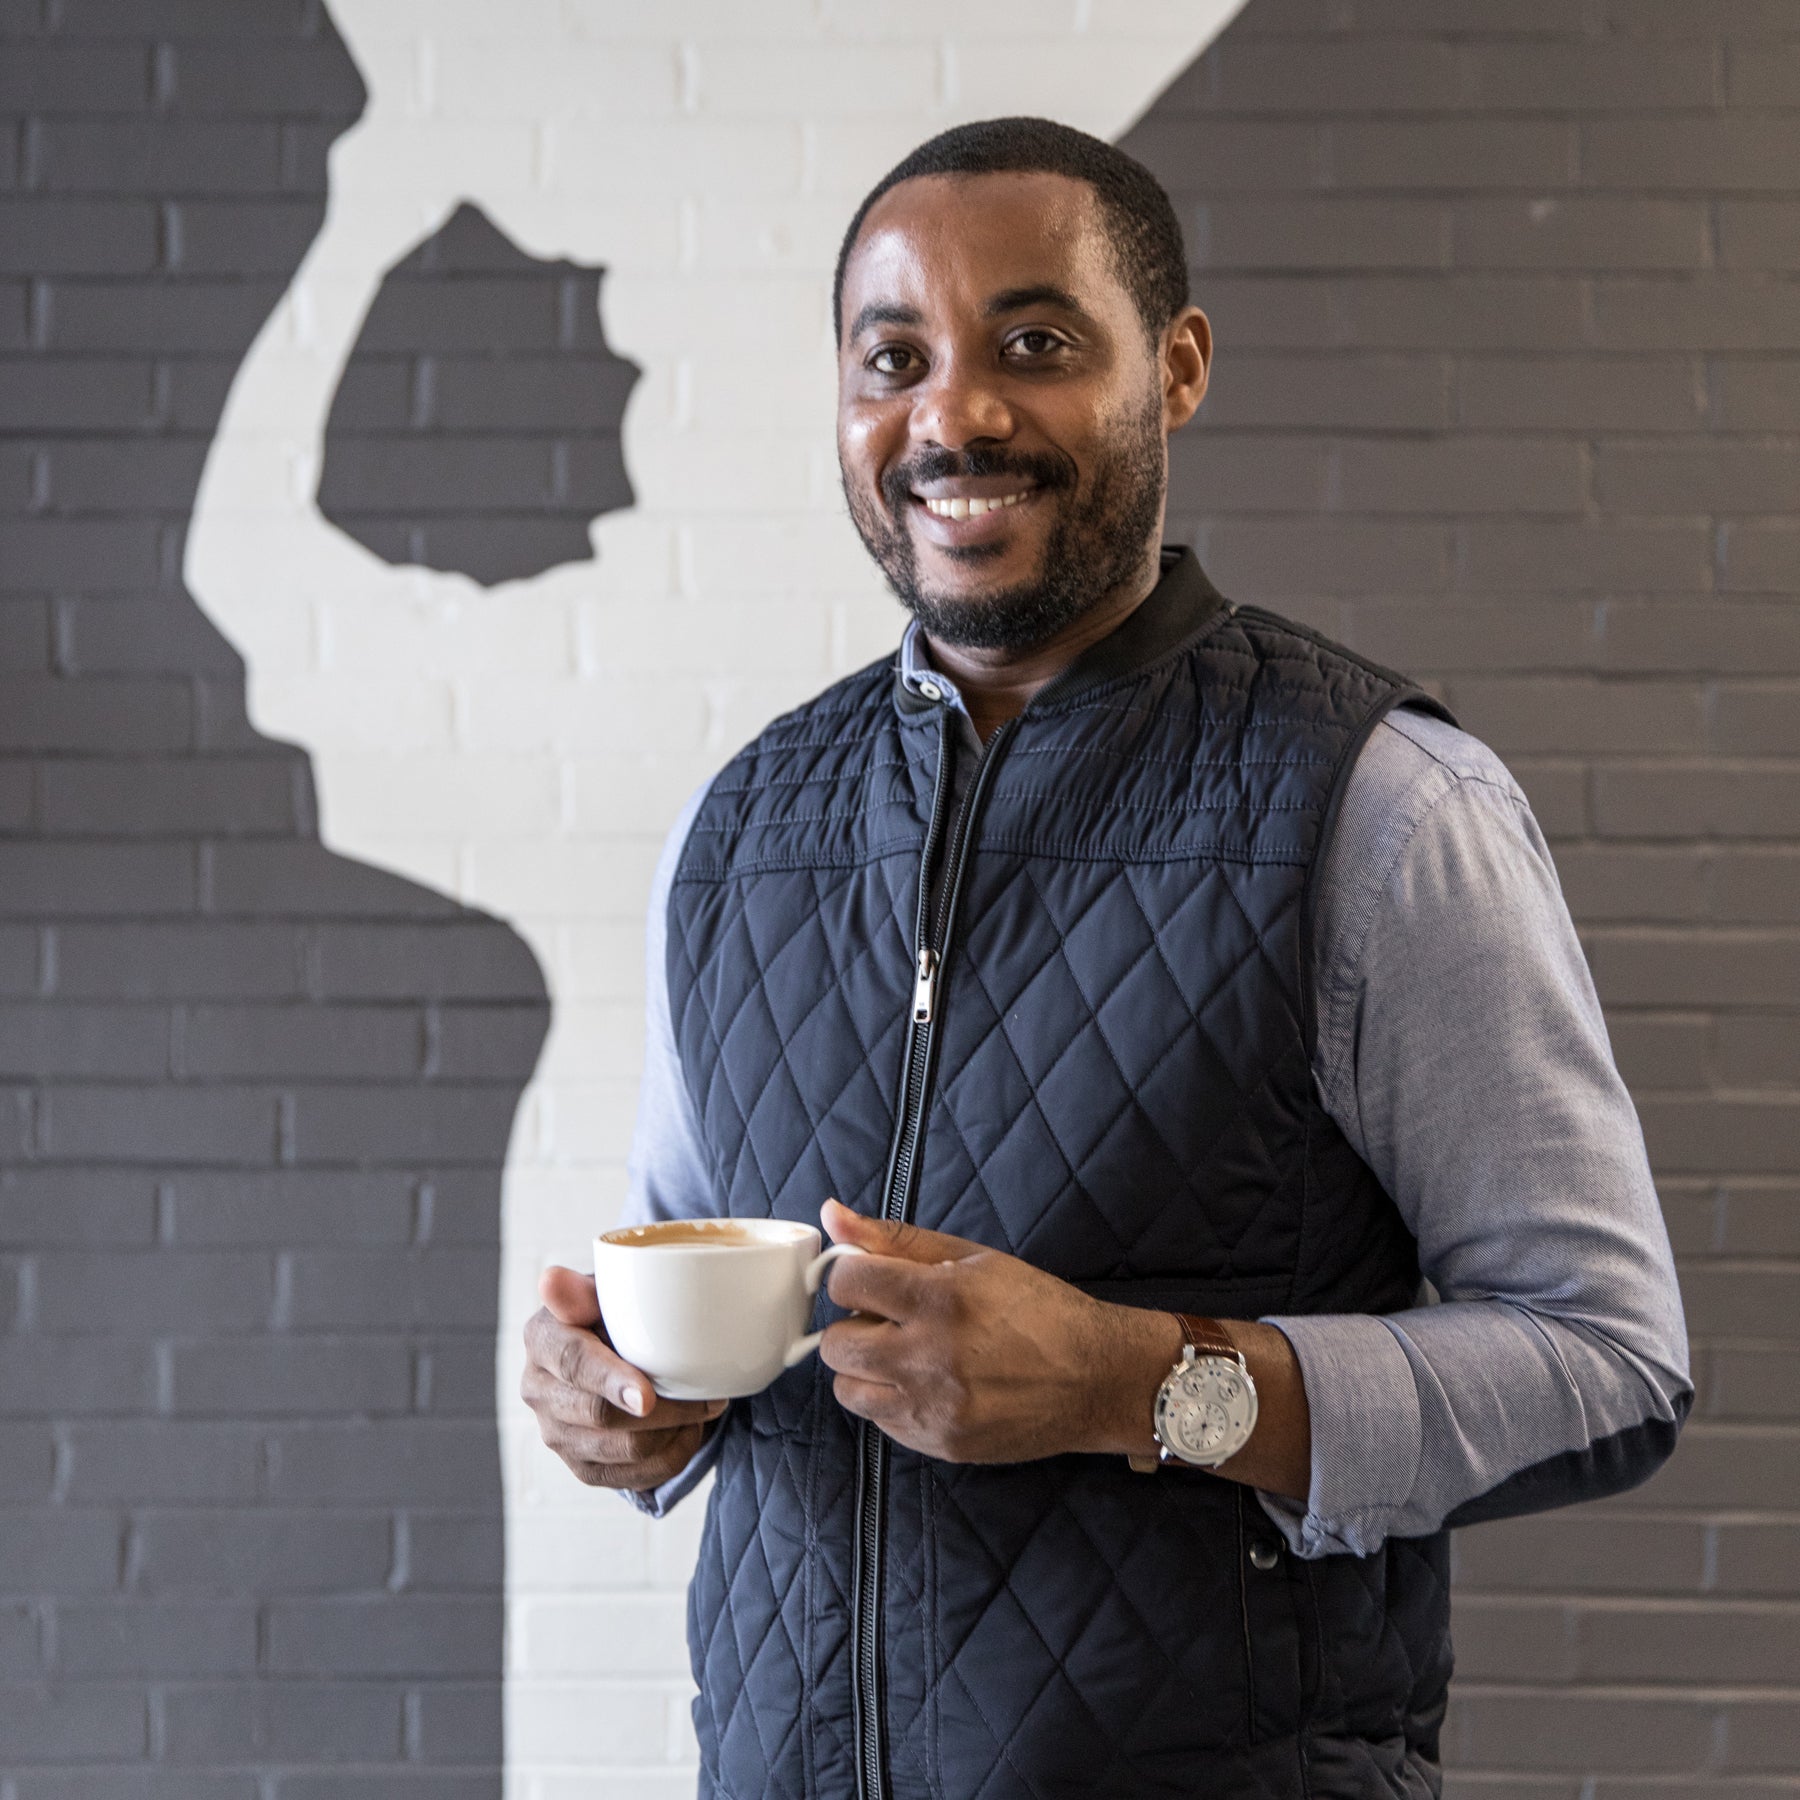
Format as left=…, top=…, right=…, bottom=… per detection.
left=1162, top=305, right=1211, bottom=434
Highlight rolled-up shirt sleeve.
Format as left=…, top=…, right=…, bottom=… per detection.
left=1258, top=707, right=1692, bottom=1560
left=616, top=776, right=730, bottom=1519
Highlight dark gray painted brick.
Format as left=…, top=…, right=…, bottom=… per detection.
left=1447, top=1693, right=1713, bottom=1773
left=0, top=1426, right=56, bottom=1500
left=47, top=278, right=292, bottom=352
left=37, top=758, right=298, bottom=836
left=0, top=1083, right=35, bottom=1157
left=265, top=1596, right=502, bottom=1677
left=1585, top=118, right=1800, bottom=192
left=418, top=1340, right=497, bottom=1417
left=1452, top=1514, right=1708, bottom=1595
left=1450, top=1597, right=1576, bottom=1683
left=33, top=1250, right=273, bottom=1333
left=402, top=1513, right=502, bottom=1591
left=162, top=1681, right=403, bottom=1764
left=52, top=597, right=245, bottom=678
left=1607, top=1014, right=1708, bottom=1091
left=430, top=1004, right=551, bottom=1080
left=319, top=436, right=561, bottom=513
left=1609, top=1424, right=1800, bottom=1510
left=0, top=770, right=33, bottom=837
left=1579, top=1602, right=1800, bottom=1685
left=205, top=842, right=464, bottom=919
left=1719, top=201, right=1800, bottom=273
left=0, top=1684, right=146, bottom=1761
left=1188, top=275, right=1333, bottom=348
left=52, top=1599, right=256, bottom=1675
left=0, top=1599, right=40, bottom=1676
left=168, top=1336, right=414, bottom=1416
left=62, top=1421, right=260, bottom=1502
left=1162, top=436, right=1331, bottom=513
left=270, top=1777, right=499, bottom=1799
left=284, top=1251, right=497, bottom=1330
left=1713, top=1521, right=1800, bottom=1597
left=162, top=38, right=367, bottom=115
left=39, top=1083, right=279, bottom=1164
left=1337, top=438, right=1586, bottom=514
left=429, top=354, right=640, bottom=431
left=1199, top=198, right=1447, bottom=271
left=1461, top=39, right=1719, bottom=109
left=263, top=1422, right=501, bottom=1504
left=0, top=674, right=192, bottom=753
left=132, top=1509, right=392, bottom=1596
left=1592, top=279, right=1800, bottom=351
left=1200, top=353, right=1449, bottom=431
left=34, top=120, right=284, bottom=194
left=1127, top=118, right=1322, bottom=191
left=0, top=42, right=150, bottom=112
left=0, top=356, right=158, bottom=430
left=1551, top=846, right=1710, bottom=923
left=9, top=1776, right=258, bottom=1800
left=1707, top=1347, right=1800, bottom=1421
left=40, top=438, right=213, bottom=511
left=181, top=1003, right=425, bottom=1079
left=1722, top=1696, right=1800, bottom=1774
left=1720, top=524, right=1800, bottom=594
left=1710, top=684, right=1800, bottom=757
left=1462, top=521, right=1714, bottom=593
left=0, top=199, right=157, bottom=272
left=0, top=843, right=198, bottom=914
left=1714, top=1185, right=1800, bottom=1256
left=418, top=1171, right=506, bottom=1244
left=288, top=1085, right=531, bottom=1166
left=1716, top=1014, right=1800, bottom=1088
left=165, top=1170, right=416, bottom=1246
left=1715, top=359, right=1800, bottom=431
left=1174, top=37, right=1461, bottom=112
left=1448, top=678, right=1705, bottom=755
left=1352, top=0, right=1593, bottom=27
left=0, top=517, right=161, bottom=589
left=0, top=1334, right=157, bottom=1417
left=1456, top=356, right=1705, bottom=431
left=370, top=516, right=598, bottom=588
left=1593, top=769, right=1800, bottom=839
left=0, top=1003, right=170, bottom=1077
left=313, top=923, right=545, bottom=1000
left=1333, top=277, right=1589, bottom=350
left=54, top=922, right=304, bottom=999
left=0, top=1168, right=158, bottom=1245
left=1453, top=198, right=1708, bottom=272
left=168, top=198, right=327, bottom=275
left=1595, top=444, right=1800, bottom=515
left=0, top=1511, right=123, bottom=1593
left=1596, top=601, right=1800, bottom=677
left=407, top=1682, right=503, bottom=1763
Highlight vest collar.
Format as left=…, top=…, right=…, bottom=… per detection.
left=890, top=545, right=1228, bottom=723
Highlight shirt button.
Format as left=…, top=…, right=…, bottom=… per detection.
left=918, top=680, right=943, bottom=702
left=1248, top=1541, right=1280, bottom=1571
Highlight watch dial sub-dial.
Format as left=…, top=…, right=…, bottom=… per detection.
left=1174, top=1400, right=1231, bottom=1455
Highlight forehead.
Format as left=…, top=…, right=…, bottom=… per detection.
left=842, top=170, right=1126, bottom=326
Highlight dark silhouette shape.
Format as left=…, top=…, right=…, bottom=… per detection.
left=319, top=201, right=640, bottom=586
left=0, top=5, right=545, bottom=1789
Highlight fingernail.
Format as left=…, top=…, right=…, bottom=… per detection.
left=622, top=1386, right=647, bottom=1416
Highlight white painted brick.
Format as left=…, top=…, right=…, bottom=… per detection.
left=546, top=921, right=652, bottom=1001
left=464, top=839, right=663, bottom=922
left=508, top=1508, right=652, bottom=1592
left=431, top=39, right=683, bottom=118
left=627, top=434, right=818, bottom=513
left=562, top=0, right=821, bottom=38
left=455, top=676, right=707, bottom=757
left=520, top=1594, right=691, bottom=1675
left=692, top=43, right=942, bottom=116
left=533, top=1773, right=698, bottom=1800
left=683, top=518, right=877, bottom=596
left=259, top=676, right=456, bottom=753
left=689, top=195, right=862, bottom=273
left=548, top=120, right=805, bottom=196
left=537, top=1080, right=648, bottom=1164
left=608, top=275, right=831, bottom=356
left=319, top=753, right=562, bottom=840
left=333, top=121, right=540, bottom=194
left=825, top=0, right=1084, bottom=30
left=506, top=1682, right=676, bottom=1762
left=318, top=593, right=577, bottom=680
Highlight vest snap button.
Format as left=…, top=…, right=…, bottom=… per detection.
left=1249, top=1541, right=1280, bottom=1571
left=918, top=680, right=943, bottom=702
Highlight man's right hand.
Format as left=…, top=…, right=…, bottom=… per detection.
left=521, top=1264, right=727, bottom=1492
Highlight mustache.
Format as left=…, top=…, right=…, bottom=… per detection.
left=879, top=445, right=1077, bottom=515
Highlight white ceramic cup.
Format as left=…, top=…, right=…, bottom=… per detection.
left=592, top=1217, right=865, bottom=1400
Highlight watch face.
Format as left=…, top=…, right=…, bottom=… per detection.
left=1154, top=1355, right=1258, bottom=1467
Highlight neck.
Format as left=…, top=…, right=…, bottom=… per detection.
left=921, top=545, right=1164, bottom=742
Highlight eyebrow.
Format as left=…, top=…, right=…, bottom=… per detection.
left=983, top=284, right=1096, bottom=328
left=847, top=301, right=923, bottom=342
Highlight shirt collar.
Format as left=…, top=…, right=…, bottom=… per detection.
left=898, top=618, right=969, bottom=714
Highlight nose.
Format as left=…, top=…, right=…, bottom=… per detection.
left=909, top=353, right=1014, bottom=451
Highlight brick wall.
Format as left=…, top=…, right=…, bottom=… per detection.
left=3, top=0, right=1796, bottom=1795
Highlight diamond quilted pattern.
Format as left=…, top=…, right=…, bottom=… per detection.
left=670, top=576, right=1452, bottom=1799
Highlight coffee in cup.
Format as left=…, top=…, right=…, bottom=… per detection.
left=593, top=1217, right=864, bottom=1400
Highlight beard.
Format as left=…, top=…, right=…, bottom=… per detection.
left=842, top=389, right=1167, bottom=654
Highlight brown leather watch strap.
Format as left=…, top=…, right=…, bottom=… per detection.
left=1172, top=1312, right=1239, bottom=1363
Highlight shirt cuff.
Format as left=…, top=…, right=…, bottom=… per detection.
left=1252, top=1313, right=1422, bottom=1561
left=619, top=1408, right=729, bottom=1519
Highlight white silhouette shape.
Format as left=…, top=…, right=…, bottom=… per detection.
left=187, top=3, right=1246, bottom=1787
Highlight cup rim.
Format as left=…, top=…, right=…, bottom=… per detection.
left=595, top=1217, right=818, bottom=1250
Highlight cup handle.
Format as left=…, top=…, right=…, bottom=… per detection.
left=781, top=1243, right=866, bottom=1369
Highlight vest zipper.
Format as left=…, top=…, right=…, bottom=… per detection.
left=852, top=708, right=1019, bottom=1800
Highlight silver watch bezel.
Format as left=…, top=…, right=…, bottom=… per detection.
left=1151, top=1346, right=1259, bottom=1468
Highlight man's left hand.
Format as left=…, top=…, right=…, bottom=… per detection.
left=816, top=1197, right=1174, bottom=1464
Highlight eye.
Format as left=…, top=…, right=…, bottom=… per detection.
left=1005, top=328, right=1065, bottom=359
left=867, top=344, right=919, bottom=376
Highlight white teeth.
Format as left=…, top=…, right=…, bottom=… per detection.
left=922, top=491, right=1029, bottom=518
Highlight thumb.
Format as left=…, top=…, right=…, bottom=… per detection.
left=820, top=1197, right=980, bottom=1265
left=539, top=1264, right=603, bottom=1329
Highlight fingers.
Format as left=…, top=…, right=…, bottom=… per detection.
left=520, top=1357, right=726, bottom=1434
left=817, top=1315, right=907, bottom=1385
left=560, top=1418, right=717, bottom=1492
left=821, top=1198, right=979, bottom=1266
left=522, top=1305, right=720, bottom=1425
left=539, top=1264, right=602, bottom=1328
left=823, top=1248, right=936, bottom=1321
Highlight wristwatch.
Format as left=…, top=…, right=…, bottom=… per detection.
left=1128, top=1313, right=1258, bottom=1473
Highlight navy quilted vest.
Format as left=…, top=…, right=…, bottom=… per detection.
left=668, top=550, right=1456, bottom=1800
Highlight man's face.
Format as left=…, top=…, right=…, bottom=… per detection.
left=837, top=170, right=1177, bottom=653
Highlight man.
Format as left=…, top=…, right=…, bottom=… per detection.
left=521, top=118, right=1690, bottom=1799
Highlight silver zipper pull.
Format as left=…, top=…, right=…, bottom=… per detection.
left=912, top=947, right=938, bottom=1024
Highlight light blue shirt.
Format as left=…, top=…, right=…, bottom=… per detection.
left=620, top=623, right=1691, bottom=1559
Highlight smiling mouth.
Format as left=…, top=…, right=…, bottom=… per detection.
left=915, top=489, right=1034, bottom=520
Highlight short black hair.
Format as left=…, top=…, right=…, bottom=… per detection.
left=832, top=116, right=1190, bottom=347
